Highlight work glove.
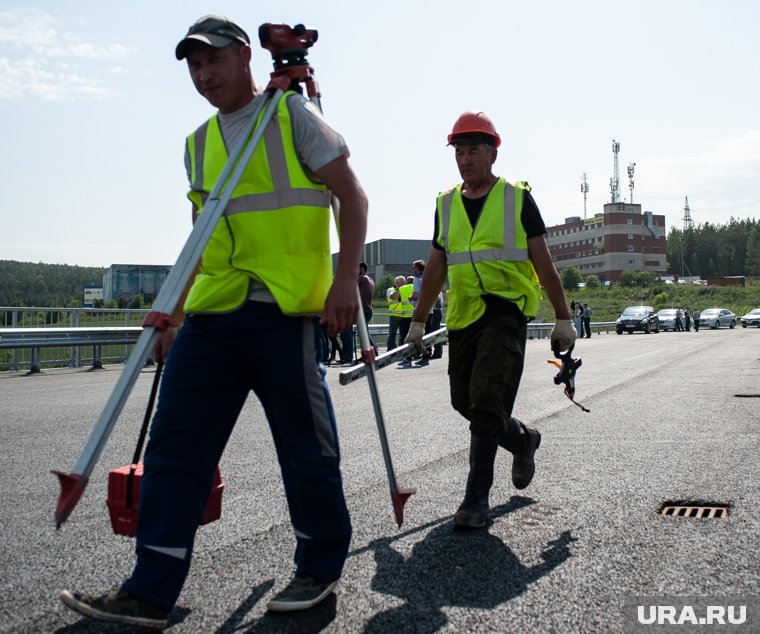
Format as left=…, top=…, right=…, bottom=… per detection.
left=405, top=321, right=426, bottom=356
left=550, top=319, right=577, bottom=354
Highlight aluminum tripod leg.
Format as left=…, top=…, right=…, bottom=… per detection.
left=53, top=90, right=284, bottom=528
left=339, top=326, right=448, bottom=385
left=354, top=307, right=416, bottom=527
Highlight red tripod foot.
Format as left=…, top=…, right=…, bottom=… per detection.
left=52, top=471, right=89, bottom=529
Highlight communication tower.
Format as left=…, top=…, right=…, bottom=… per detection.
left=679, top=197, right=695, bottom=277
left=681, top=196, right=695, bottom=231
left=580, top=173, right=589, bottom=219
left=610, top=140, right=621, bottom=203
left=627, top=162, right=636, bottom=203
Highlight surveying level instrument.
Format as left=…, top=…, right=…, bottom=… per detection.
left=53, top=23, right=414, bottom=529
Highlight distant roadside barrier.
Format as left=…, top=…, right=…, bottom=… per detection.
left=1, top=307, right=617, bottom=374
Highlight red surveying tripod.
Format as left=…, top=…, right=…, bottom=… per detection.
left=53, top=23, right=414, bottom=530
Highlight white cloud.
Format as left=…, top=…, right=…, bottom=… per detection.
left=0, top=7, right=55, bottom=46
left=0, top=7, right=136, bottom=101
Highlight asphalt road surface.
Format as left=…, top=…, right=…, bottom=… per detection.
left=1, top=327, right=758, bottom=633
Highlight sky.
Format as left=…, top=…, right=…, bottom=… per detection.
left=1, top=0, right=759, bottom=268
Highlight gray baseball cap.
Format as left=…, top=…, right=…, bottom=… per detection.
left=175, top=15, right=250, bottom=60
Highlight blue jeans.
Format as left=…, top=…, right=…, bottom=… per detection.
left=122, top=301, right=352, bottom=610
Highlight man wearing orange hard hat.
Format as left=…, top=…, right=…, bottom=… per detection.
left=406, top=111, right=576, bottom=528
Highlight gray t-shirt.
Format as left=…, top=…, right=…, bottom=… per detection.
left=184, top=91, right=348, bottom=181
left=184, top=91, right=349, bottom=302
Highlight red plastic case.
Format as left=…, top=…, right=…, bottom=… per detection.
left=107, top=463, right=223, bottom=537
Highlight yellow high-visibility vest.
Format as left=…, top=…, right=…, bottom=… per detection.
left=436, top=178, right=541, bottom=329
left=388, top=283, right=414, bottom=317
left=184, top=92, right=332, bottom=315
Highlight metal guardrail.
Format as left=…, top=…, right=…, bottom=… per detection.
left=0, top=321, right=618, bottom=374
left=0, top=327, right=142, bottom=373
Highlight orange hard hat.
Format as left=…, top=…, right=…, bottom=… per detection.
left=447, top=111, right=501, bottom=148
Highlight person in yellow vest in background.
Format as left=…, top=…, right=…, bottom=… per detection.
left=61, top=15, right=368, bottom=628
left=386, top=275, right=413, bottom=350
left=406, top=111, right=575, bottom=529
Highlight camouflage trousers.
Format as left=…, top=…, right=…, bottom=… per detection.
left=448, top=305, right=527, bottom=439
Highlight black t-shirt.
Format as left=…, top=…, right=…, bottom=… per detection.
left=432, top=183, right=546, bottom=250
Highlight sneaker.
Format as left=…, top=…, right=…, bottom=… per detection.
left=267, top=576, right=338, bottom=613
left=60, top=589, right=168, bottom=630
left=397, top=358, right=412, bottom=368
left=414, top=357, right=429, bottom=367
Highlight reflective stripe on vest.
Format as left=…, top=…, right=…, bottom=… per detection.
left=439, top=182, right=529, bottom=265
left=388, top=284, right=414, bottom=318
left=183, top=93, right=332, bottom=315
left=189, top=106, right=331, bottom=212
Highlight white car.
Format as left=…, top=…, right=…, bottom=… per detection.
left=657, top=309, right=678, bottom=331
left=740, top=308, right=760, bottom=328
left=699, top=308, right=736, bottom=329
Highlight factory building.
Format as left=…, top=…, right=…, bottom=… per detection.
left=546, top=202, right=667, bottom=283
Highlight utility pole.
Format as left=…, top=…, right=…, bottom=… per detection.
left=581, top=173, right=589, bottom=219
left=627, top=162, right=636, bottom=203
left=610, top=140, right=621, bottom=203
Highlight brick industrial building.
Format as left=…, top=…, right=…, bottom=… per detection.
left=546, top=202, right=667, bottom=283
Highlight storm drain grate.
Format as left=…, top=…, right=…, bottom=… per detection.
left=659, top=503, right=730, bottom=518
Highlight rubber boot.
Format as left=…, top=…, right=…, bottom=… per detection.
left=498, top=417, right=541, bottom=490
left=453, top=433, right=499, bottom=529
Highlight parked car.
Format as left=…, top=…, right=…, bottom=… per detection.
left=699, top=308, right=736, bottom=329
left=739, top=308, right=760, bottom=328
left=616, top=305, right=660, bottom=334
left=657, top=309, right=678, bottom=331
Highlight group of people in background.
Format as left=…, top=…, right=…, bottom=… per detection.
left=571, top=300, right=593, bottom=339
left=673, top=306, right=701, bottom=332
left=320, top=259, right=445, bottom=366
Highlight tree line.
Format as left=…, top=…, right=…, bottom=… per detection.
left=0, top=260, right=106, bottom=307
left=3, top=215, right=758, bottom=308
left=665, top=217, right=760, bottom=278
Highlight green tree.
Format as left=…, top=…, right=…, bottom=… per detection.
left=745, top=226, right=760, bottom=277
left=560, top=266, right=581, bottom=291
left=635, top=271, right=656, bottom=287
left=373, top=274, right=395, bottom=305
left=127, top=294, right=145, bottom=309
left=585, top=274, right=600, bottom=289
left=618, top=270, right=637, bottom=287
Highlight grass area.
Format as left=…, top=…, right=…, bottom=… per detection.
left=373, top=281, right=760, bottom=324
left=542, top=283, right=760, bottom=323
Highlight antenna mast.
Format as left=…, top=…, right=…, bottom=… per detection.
left=679, top=196, right=695, bottom=277
left=627, top=162, right=636, bottom=203
left=610, top=140, right=621, bottom=203
left=681, top=196, right=695, bottom=231
left=581, top=173, right=589, bottom=219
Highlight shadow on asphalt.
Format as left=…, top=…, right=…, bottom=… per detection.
left=54, top=606, right=191, bottom=632
left=216, top=584, right=338, bottom=634
left=364, top=495, right=577, bottom=634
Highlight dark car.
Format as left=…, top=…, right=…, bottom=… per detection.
left=616, top=305, right=660, bottom=335
left=740, top=308, right=760, bottom=328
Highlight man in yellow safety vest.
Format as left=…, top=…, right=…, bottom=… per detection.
left=61, top=14, right=368, bottom=628
left=406, top=111, right=576, bottom=529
